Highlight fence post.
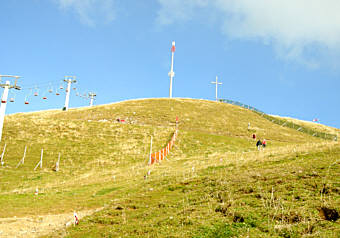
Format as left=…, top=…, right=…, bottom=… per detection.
left=34, top=149, right=43, bottom=170
left=16, top=145, right=27, bottom=168
left=40, top=149, right=43, bottom=168
left=56, top=153, right=61, bottom=172
left=0, top=143, right=6, bottom=167
left=148, top=136, right=153, bottom=165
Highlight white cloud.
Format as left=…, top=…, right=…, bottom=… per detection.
left=156, top=0, right=209, bottom=25
left=55, top=0, right=116, bottom=27
left=157, top=0, right=340, bottom=67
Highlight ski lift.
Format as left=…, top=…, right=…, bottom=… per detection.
left=66, top=89, right=69, bottom=93
left=48, top=83, right=53, bottom=93
left=42, top=88, right=49, bottom=100
left=24, top=96, right=29, bottom=104
left=34, top=87, right=39, bottom=96
left=9, top=92, right=16, bottom=102
left=56, top=92, right=60, bottom=96
left=60, top=85, right=64, bottom=90
left=24, top=89, right=32, bottom=104
left=73, top=87, right=76, bottom=90
left=1, top=99, right=6, bottom=103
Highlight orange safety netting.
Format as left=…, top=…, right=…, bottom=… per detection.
left=149, top=129, right=178, bottom=165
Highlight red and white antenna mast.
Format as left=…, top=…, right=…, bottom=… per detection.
left=168, top=41, right=176, bottom=98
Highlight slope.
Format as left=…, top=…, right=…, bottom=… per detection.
left=273, top=115, right=340, bottom=136
left=0, top=98, right=338, bottom=237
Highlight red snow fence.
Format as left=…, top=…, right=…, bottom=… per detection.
left=149, top=129, right=178, bottom=165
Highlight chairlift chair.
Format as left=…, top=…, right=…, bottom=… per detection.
left=48, top=83, right=53, bottom=93
left=43, top=97, right=47, bottom=100
left=33, top=86, right=39, bottom=96
left=24, top=94, right=30, bottom=104
left=9, top=98, right=15, bottom=102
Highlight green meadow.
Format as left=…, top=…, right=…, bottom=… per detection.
left=0, top=98, right=338, bottom=237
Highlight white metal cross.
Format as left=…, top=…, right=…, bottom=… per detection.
left=211, top=76, right=222, bottom=101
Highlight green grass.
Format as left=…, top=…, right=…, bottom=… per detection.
left=0, top=98, right=338, bottom=237
left=220, top=98, right=338, bottom=141
left=63, top=143, right=340, bottom=237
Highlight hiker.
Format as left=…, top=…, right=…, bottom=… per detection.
left=252, top=134, right=256, bottom=140
left=262, top=139, right=266, bottom=149
left=256, top=140, right=262, bottom=150
left=248, top=122, right=250, bottom=130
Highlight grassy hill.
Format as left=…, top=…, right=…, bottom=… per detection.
left=0, top=98, right=338, bottom=237
left=272, top=115, right=340, bottom=136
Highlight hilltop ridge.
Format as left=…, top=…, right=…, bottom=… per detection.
left=0, top=98, right=338, bottom=237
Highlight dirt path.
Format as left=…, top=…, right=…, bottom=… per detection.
left=0, top=208, right=102, bottom=238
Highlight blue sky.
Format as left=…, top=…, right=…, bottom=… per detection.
left=1, top=0, right=339, bottom=128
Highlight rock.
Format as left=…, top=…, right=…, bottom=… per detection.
left=233, top=214, right=244, bottom=223
left=318, top=207, right=339, bottom=221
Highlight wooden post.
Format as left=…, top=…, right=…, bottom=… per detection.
left=0, top=143, right=6, bottom=167
left=34, top=149, right=43, bottom=170
left=56, top=153, right=61, bottom=172
left=16, top=145, right=27, bottom=168
left=40, top=149, right=43, bottom=168
left=148, top=136, right=152, bottom=165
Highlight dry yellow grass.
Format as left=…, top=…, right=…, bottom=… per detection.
left=274, top=115, right=340, bottom=136
left=0, top=98, right=338, bottom=237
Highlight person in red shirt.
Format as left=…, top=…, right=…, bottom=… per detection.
left=262, top=139, right=266, bottom=149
